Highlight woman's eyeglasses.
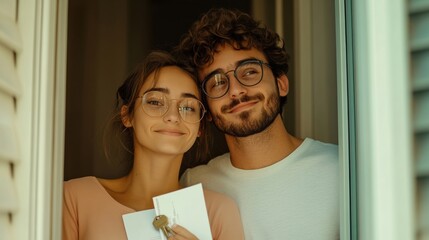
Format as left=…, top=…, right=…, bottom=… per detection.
left=138, top=91, right=206, bottom=123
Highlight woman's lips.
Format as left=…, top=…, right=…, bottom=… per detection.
left=155, top=129, right=185, bottom=136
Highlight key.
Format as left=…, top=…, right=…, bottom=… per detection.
left=153, top=215, right=174, bottom=238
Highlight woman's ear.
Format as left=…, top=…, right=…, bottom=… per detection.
left=121, top=105, right=132, bottom=127
left=206, top=112, right=213, bottom=122
left=277, top=74, right=289, bottom=97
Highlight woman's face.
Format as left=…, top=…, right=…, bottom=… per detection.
left=126, top=66, right=202, bottom=157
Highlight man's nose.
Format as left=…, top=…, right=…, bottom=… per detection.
left=227, top=74, right=247, bottom=98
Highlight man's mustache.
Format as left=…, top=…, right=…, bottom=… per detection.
left=221, top=94, right=264, bottom=113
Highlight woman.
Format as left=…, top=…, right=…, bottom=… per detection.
left=62, top=51, right=244, bottom=240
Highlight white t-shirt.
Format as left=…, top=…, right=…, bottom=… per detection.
left=180, top=138, right=339, bottom=240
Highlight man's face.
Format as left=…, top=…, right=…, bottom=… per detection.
left=199, top=44, right=288, bottom=137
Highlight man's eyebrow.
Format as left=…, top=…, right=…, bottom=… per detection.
left=236, top=57, right=259, bottom=66
left=204, top=57, right=260, bottom=79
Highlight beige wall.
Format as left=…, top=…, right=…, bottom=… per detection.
left=65, top=0, right=130, bottom=179
left=294, top=0, right=338, bottom=144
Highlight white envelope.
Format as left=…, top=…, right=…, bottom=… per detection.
left=123, top=183, right=212, bottom=240
left=122, top=209, right=160, bottom=240
left=153, top=183, right=212, bottom=240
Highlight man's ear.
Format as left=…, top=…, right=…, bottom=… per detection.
left=121, top=105, right=132, bottom=127
left=277, top=74, right=289, bottom=97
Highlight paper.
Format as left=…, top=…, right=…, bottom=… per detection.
left=153, top=183, right=212, bottom=240
left=122, top=209, right=160, bottom=240
left=122, top=184, right=212, bottom=240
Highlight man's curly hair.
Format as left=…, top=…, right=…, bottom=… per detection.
left=174, top=8, right=290, bottom=107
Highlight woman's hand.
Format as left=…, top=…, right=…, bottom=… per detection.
left=167, top=224, right=199, bottom=240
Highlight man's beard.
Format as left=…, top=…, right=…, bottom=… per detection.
left=211, top=92, right=281, bottom=137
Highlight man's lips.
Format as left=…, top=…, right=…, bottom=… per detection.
left=221, top=94, right=264, bottom=114
left=228, top=101, right=257, bottom=113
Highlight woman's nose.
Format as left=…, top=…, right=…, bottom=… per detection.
left=163, top=101, right=181, bottom=123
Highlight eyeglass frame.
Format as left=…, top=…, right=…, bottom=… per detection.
left=201, top=59, right=271, bottom=99
left=137, top=91, right=206, bottom=123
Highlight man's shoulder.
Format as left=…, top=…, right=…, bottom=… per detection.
left=180, top=153, right=231, bottom=185
left=189, top=152, right=231, bottom=173
left=301, top=138, right=338, bottom=158
left=300, top=139, right=339, bottom=177
left=293, top=138, right=339, bottom=174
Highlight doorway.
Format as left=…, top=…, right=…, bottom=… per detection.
left=63, top=0, right=315, bottom=181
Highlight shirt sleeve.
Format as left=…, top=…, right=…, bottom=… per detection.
left=204, top=190, right=245, bottom=240
left=62, top=181, right=78, bottom=240
left=179, top=168, right=192, bottom=186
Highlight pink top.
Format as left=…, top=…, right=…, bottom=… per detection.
left=62, top=176, right=244, bottom=240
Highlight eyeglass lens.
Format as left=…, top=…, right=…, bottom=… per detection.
left=141, top=92, right=204, bottom=123
left=203, top=60, right=264, bottom=98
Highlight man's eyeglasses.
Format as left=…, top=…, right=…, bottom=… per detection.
left=201, top=59, right=271, bottom=99
left=139, top=91, right=206, bottom=123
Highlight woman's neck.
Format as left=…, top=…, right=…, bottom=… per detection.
left=100, top=152, right=183, bottom=211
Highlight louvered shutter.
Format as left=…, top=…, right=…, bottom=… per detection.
left=0, top=0, right=21, bottom=239
left=409, top=0, right=429, bottom=239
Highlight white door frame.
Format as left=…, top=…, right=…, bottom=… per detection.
left=15, top=0, right=68, bottom=239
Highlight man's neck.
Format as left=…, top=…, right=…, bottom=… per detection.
left=225, top=116, right=303, bottom=170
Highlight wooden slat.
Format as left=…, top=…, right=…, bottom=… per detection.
left=0, top=0, right=16, bottom=21
left=414, top=91, right=429, bottom=133
left=411, top=51, right=429, bottom=92
left=0, top=161, right=18, bottom=213
left=410, top=11, right=429, bottom=51
left=416, top=133, right=429, bottom=177
left=417, top=179, right=429, bottom=239
left=410, top=0, right=429, bottom=14
left=0, top=214, right=14, bottom=240
left=0, top=12, right=21, bottom=53
left=0, top=91, right=20, bottom=162
left=0, top=42, right=21, bottom=98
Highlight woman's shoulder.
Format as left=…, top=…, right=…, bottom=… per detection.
left=64, top=176, right=97, bottom=188
left=203, top=188, right=232, bottom=200
left=202, top=189, right=245, bottom=240
left=202, top=189, right=239, bottom=212
left=63, top=176, right=108, bottom=197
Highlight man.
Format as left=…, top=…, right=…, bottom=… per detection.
left=175, top=8, right=339, bottom=240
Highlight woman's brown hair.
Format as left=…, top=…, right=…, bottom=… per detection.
left=103, top=51, right=210, bottom=177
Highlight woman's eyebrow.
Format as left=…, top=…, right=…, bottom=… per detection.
left=143, top=87, right=169, bottom=94
left=181, top=93, right=199, bottom=99
left=145, top=88, right=199, bottom=100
